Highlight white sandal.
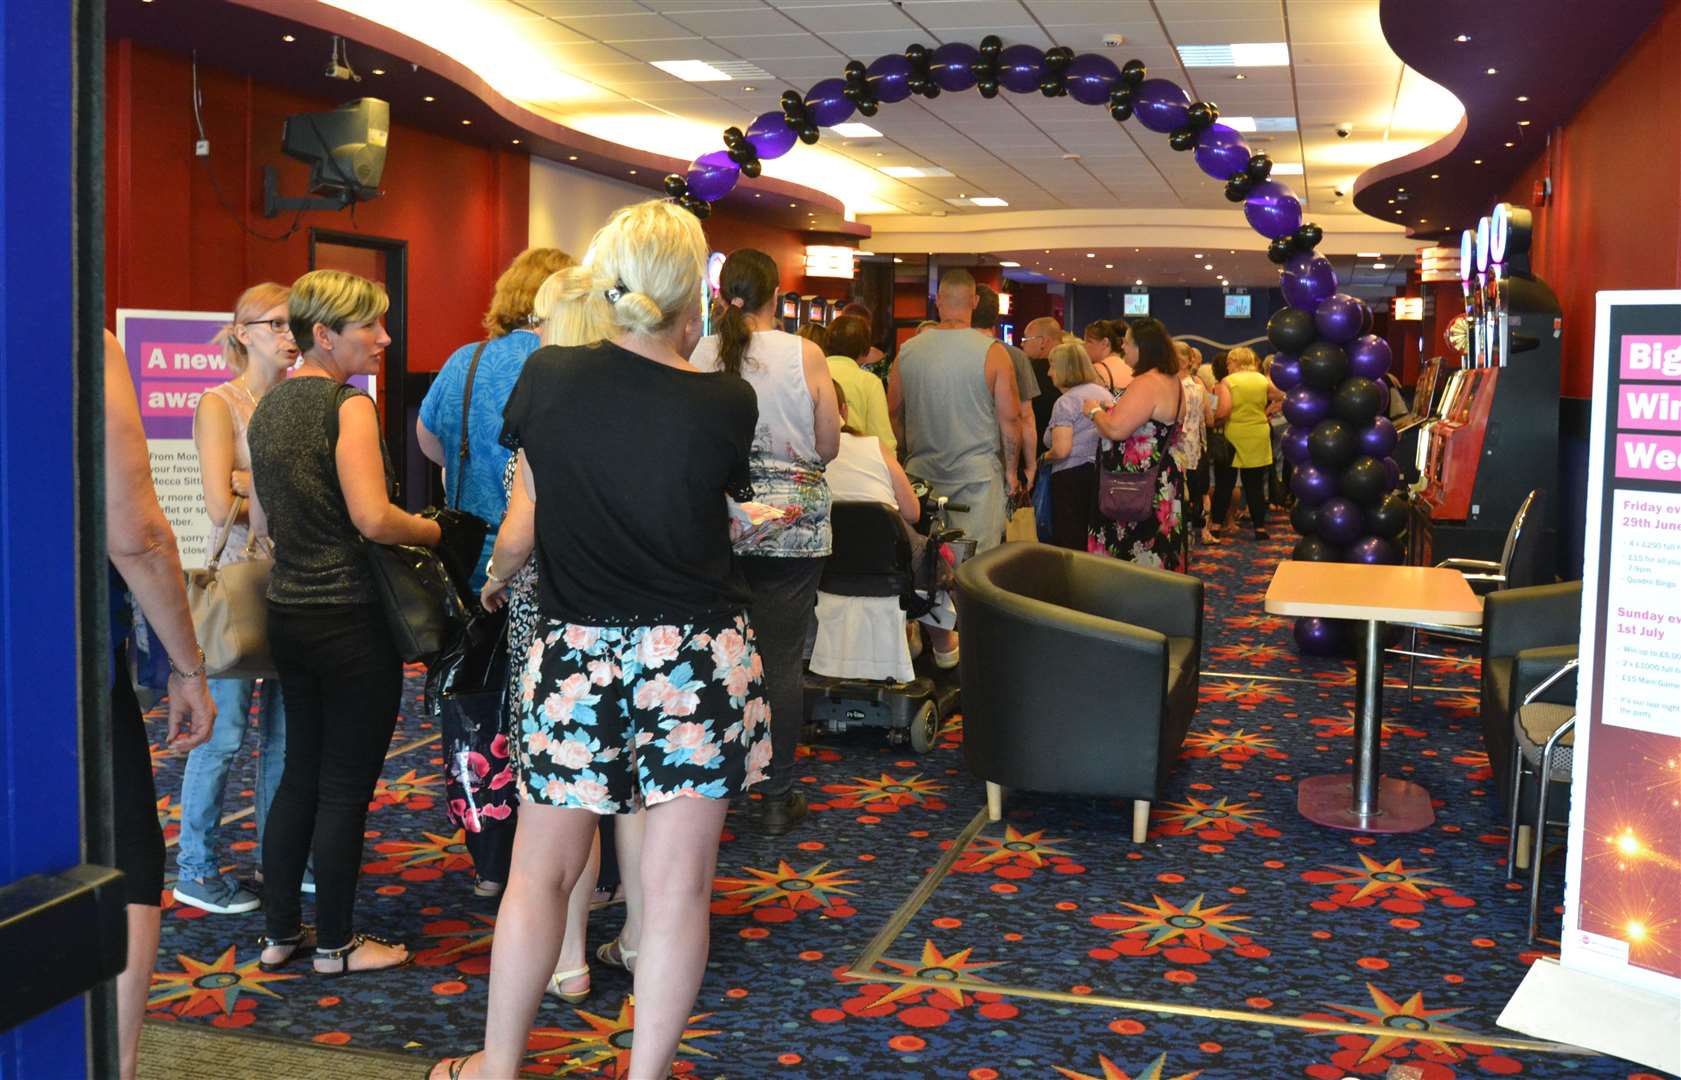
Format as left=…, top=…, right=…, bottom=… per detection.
left=547, top=964, right=591, bottom=1004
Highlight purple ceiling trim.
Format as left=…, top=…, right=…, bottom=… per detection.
left=1355, top=0, right=1665, bottom=242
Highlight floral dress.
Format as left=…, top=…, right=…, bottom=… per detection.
left=1088, top=418, right=1188, bottom=572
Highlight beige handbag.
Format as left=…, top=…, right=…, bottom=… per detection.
left=186, top=497, right=275, bottom=678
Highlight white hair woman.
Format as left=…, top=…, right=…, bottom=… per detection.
left=433, top=200, right=766, bottom=1080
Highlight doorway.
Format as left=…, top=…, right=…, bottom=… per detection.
left=308, top=229, right=422, bottom=509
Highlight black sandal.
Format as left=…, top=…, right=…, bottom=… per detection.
left=257, top=925, right=316, bottom=972
left=313, top=932, right=411, bottom=978
left=425, top=1053, right=475, bottom=1079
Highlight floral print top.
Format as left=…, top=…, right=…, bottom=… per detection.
left=1088, top=418, right=1187, bottom=573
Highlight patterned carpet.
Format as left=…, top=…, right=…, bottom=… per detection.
left=139, top=530, right=1665, bottom=1079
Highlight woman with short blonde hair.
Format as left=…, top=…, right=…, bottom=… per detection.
left=1210, top=345, right=1280, bottom=540
left=435, top=201, right=766, bottom=1080
left=1041, top=341, right=1114, bottom=550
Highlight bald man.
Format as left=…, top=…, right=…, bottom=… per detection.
left=888, top=268, right=1022, bottom=553
left=1021, top=316, right=1064, bottom=445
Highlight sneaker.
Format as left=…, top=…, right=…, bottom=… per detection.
left=742, top=789, right=808, bottom=836
left=933, top=644, right=961, bottom=670
left=172, top=875, right=262, bottom=915
left=472, top=877, right=504, bottom=898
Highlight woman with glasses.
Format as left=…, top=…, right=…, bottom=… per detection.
left=171, top=283, right=296, bottom=916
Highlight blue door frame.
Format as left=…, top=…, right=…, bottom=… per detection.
left=1, top=2, right=107, bottom=1078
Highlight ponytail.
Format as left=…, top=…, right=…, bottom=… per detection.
left=714, top=248, right=780, bottom=376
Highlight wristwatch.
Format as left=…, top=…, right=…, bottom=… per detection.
left=168, top=645, right=208, bottom=681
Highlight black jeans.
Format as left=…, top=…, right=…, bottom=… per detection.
left=741, top=556, right=825, bottom=797
left=111, top=643, right=165, bottom=906
left=1049, top=463, right=1096, bottom=551
left=1185, top=458, right=1210, bottom=532
left=1211, top=464, right=1272, bottom=533
left=264, top=602, right=402, bottom=948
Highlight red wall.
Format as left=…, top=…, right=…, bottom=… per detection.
left=1500, top=0, right=1681, bottom=398
left=105, top=40, right=529, bottom=373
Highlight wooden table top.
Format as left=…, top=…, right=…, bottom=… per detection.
left=1263, top=561, right=1484, bottom=626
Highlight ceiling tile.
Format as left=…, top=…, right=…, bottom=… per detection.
left=777, top=1, right=921, bottom=33
left=665, top=6, right=808, bottom=38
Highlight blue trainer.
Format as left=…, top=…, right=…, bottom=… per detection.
left=172, top=875, right=261, bottom=915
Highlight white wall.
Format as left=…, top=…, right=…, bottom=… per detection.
left=529, top=156, right=650, bottom=258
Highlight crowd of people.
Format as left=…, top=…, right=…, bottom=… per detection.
left=100, top=205, right=1318, bottom=1078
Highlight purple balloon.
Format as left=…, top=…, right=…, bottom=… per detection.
left=1384, top=456, right=1403, bottom=490
left=1271, top=353, right=1302, bottom=392
left=997, top=44, right=1045, bottom=94
left=1295, top=616, right=1348, bottom=657
left=1317, top=497, right=1365, bottom=545
left=1291, top=463, right=1337, bottom=506
left=685, top=150, right=740, bottom=202
left=1065, top=53, right=1121, bottom=105
left=804, top=77, right=855, bottom=127
left=746, top=111, right=797, bottom=160
left=1282, top=424, right=1312, bottom=466
left=1133, top=78, right=1191, bottom=132
left=1314, top=293, right=1367, bottom=345
left=1283, top=385, right=1331, bottom=427
left=1193, top=123, right=1252, bottom=180
left=1348, top=334, right=1393, bottom=381
left=1281, top=252, right=1338, bottom=312
left=1348, top=535, right=1401, bottom=565
left=1243, top=179, right=1303, bottom=240
left=867, top=54, right=914, bottom=104
left=931, top=42, right=981, bottom=92
left=1359, top=416, right=1398, bottom=458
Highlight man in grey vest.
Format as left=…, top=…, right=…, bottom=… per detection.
left=887, top=268, right=1023, bottom=553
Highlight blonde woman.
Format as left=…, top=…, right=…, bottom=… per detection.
left=1210, top=346, right=1280, bottom=540
left=249, top=270, right=443, bottom=977
left=1040, top=341, right=1113, bottom=550
left=436, top=201, right=767, bottom=1080
left=1173, top=341, right=1216, bottom=546
left=172, top=283, right=294, bottom=916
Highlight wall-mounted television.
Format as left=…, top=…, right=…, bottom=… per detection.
left=1122, top=292, right=1150, bottom=317
left=1224, top=293, right=1252, bottom=319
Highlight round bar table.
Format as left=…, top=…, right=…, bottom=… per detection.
left=1264, top=561, right=1483, bottom=833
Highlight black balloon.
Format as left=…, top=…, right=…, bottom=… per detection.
left=980, top=80, right=1001, bottom=99
left=663, top=173, right=688, bottom=197
left=1299, top=341, right=1349, bottom=391
left=740, top=159, right=762, bottom=179
left=1359, top=303, right=1375, bottom=336
left=680, top=194, right=711, bottom=219
left=980, top=34, right=1003, bottom=57
left=905, top=43, right=928, bottom=62
left=857, top=99, right=879, bottom=116
left=1246, top=152, right=1273, bottom=182
left=1040, top=76, right=1064, bottom=97
left=723, top=126, right=745, bottom=148
left=781, top=90, right=803, bottom=110
left=1293, top=536, right=1341, bottom=562
left=1224, top=172, right=1255, bottom=202
left=1340, top=455, right=1388, bottom=507
left=1169, top=127, right=1197, bottom=151
left=799, top=125, right=820, bottom=145
left=1120, top=59, right=1146, bottom=85
left=1110, top=100, right=1133, bottom=122
left=1307, top=418, right=1358, bottom=470
left=1187, top=101, right=1219, bottom=128
left=1332, top=376, right=1386, bottom=426
left=1365, top=491, right=1409, bottom=539
left=1291, top=500, right=1321, bottom=537
left=1268, top=236, right=1294, bottom=264
left=1292, top=222, right=1323, bottom=251
left=1268, top=307, right=1316, bottom=353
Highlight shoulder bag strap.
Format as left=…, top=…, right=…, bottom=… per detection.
left=453, top=341, right=490, bottom=511
left=204, top=495, right=245, bottom=573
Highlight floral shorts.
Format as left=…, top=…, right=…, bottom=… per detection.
left=512, top=614, right=771, bottom=814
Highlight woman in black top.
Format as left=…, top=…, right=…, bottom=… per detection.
left=431, top=201, right=762, bottom=1080
left=249, top=269, right=442, bottom=977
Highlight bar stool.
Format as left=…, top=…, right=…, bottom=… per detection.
left=1504, top=658, right=1577, bottom=944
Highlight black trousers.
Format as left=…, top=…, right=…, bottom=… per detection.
left=1049, top=463, right=1096, bottom=551
left=264, top=602, right=402, bottom=948
left=1184, top=458, right=1210, bottom=531
left=741, top=556, right=825, bottom=797
left=111, top=643, right=165, bottom=906
left=1211, top=464, right=1272, bottom=533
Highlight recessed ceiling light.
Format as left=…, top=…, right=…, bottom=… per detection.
left=1372, top=262, right=1388, bottom=270
left=741, top=85, right=757, bottom=93
left=1387, top=199, right=1395, bottom=204
left=999, top=260, right=1021, bottom=267
left=371, top=68, right=385, bottom=76
left=789, top=202, right=796, bottom=207
left=1516, top=95, right=1530, bottom=102
left=511, top=138, right=520, bottom=145
left=1357, top=251, right=1381, bottom=257
left=1104, top=263, right=1114, bottom=268
left=650, top=59, right=733, bottom=82
left=1473, top=158, right=1484, bottom=165
left=1398, top=187, right=1406, bottom=193
left=1419, top=218, right=1428, bottom=224
left=461, top=119, right=472, bottom=125
left=1455, top=34, right=1472, bottom=43
left=1193, top=253, right=1203, bottom=259
left=1486, top=67, right=1498, bottom=75
left=1220, top=116, right=1257, bottom=132
left=970, top=196, right=1008, bottom=207
left=1233, top=73, right=1246, bottom=80
left=1270, top=163, right=1303, bottom=175
left=1086, top=252, right=1096, bottom=258
left=1203, top=263, right=1213, bottom=269
left=1178, top=42, right=1289, bottom=67
left=1504, top=141, right=1515, bottom=147
left=281, top=33, right=296, bottom=42
left=893, top=257, right=903, bottom=263
left=1135, top=279, right=1143, bottom=285
left=1518, top=119, right=1532, bottom=126
left=423, top=95, right=436, bottom=103
left=880, top=165, right=952, bottom=179
left=1429, top=173, right=1439, bottom=179
left=628, top=169, right=637, bottom=175
left=831, top=122, right=883, bottom=138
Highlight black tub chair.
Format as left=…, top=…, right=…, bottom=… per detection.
left=953, top=543, right=1203, bottom=842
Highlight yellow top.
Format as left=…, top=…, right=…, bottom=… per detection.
left=1223, top=370, right=1274, bottom=468
left=1264, top=562, right=1484, bottom=626
left=828, top=356, right=896, bottom=454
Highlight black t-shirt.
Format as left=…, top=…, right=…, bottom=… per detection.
left=1030, top=357, right=1060, bottom=446
left=500, top=341, right=757, bottom=625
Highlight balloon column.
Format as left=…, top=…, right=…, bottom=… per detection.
left=657, top=38, right=1406, bottom=655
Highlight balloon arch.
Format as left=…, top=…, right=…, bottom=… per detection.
left=662, top=37, right=1407, bottom=656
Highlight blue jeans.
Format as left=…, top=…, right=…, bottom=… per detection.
left=175, top=677, right=286, bottom=881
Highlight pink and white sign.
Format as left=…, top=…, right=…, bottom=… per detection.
left=1618, top=335, right=1681, bottom=380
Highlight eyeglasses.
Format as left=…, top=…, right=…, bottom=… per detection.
left=243, top=318, right=294, bottom=336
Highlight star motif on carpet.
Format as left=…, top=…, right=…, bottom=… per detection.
left=1111, top=894, right=1253, bottom=949
left=527, top=996, right=719, bottom=1075
left=1318, top=854, right=1448, bottom=902
left=714, top=860, right=858, bottom=910
left=1181, top=727, right=1282, bottom=754
left=155, top=793, right=181, bottom=825
left=827, top=772, right=946, bottom=807
left=148, top=945, right=297, bottom=1015
left=1318, top=983, right=1472, bottom=1063
left=1197, top=679, right=1292, bottom=705
left=874, top=940, right=1003, bottom=1007
left=1209, top=642, right=1290, bottom=665
left=964, top=825, right=1071, bottom=869
left=1155, top=796, right=1266, bottom=833
left=421, top=913, right=497, bottom=960
left=1055, top=1051, right=1202, bottom=1080
left=372, top=829, right=476, bottom=872
left=372, top=768, right=443, bottom=805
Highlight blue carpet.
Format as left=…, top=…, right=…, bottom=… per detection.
left=139, top=534, right=1661, bottom=1079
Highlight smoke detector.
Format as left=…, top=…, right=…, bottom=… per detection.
left=1102, top=34, right=1126, bottom=48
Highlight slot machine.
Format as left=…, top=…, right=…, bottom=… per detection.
left=1414, top=203, right=1560, bottom=565
left=803, top=295, right=824, bottom=327
left=780, top=291, right=802, bottom=333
